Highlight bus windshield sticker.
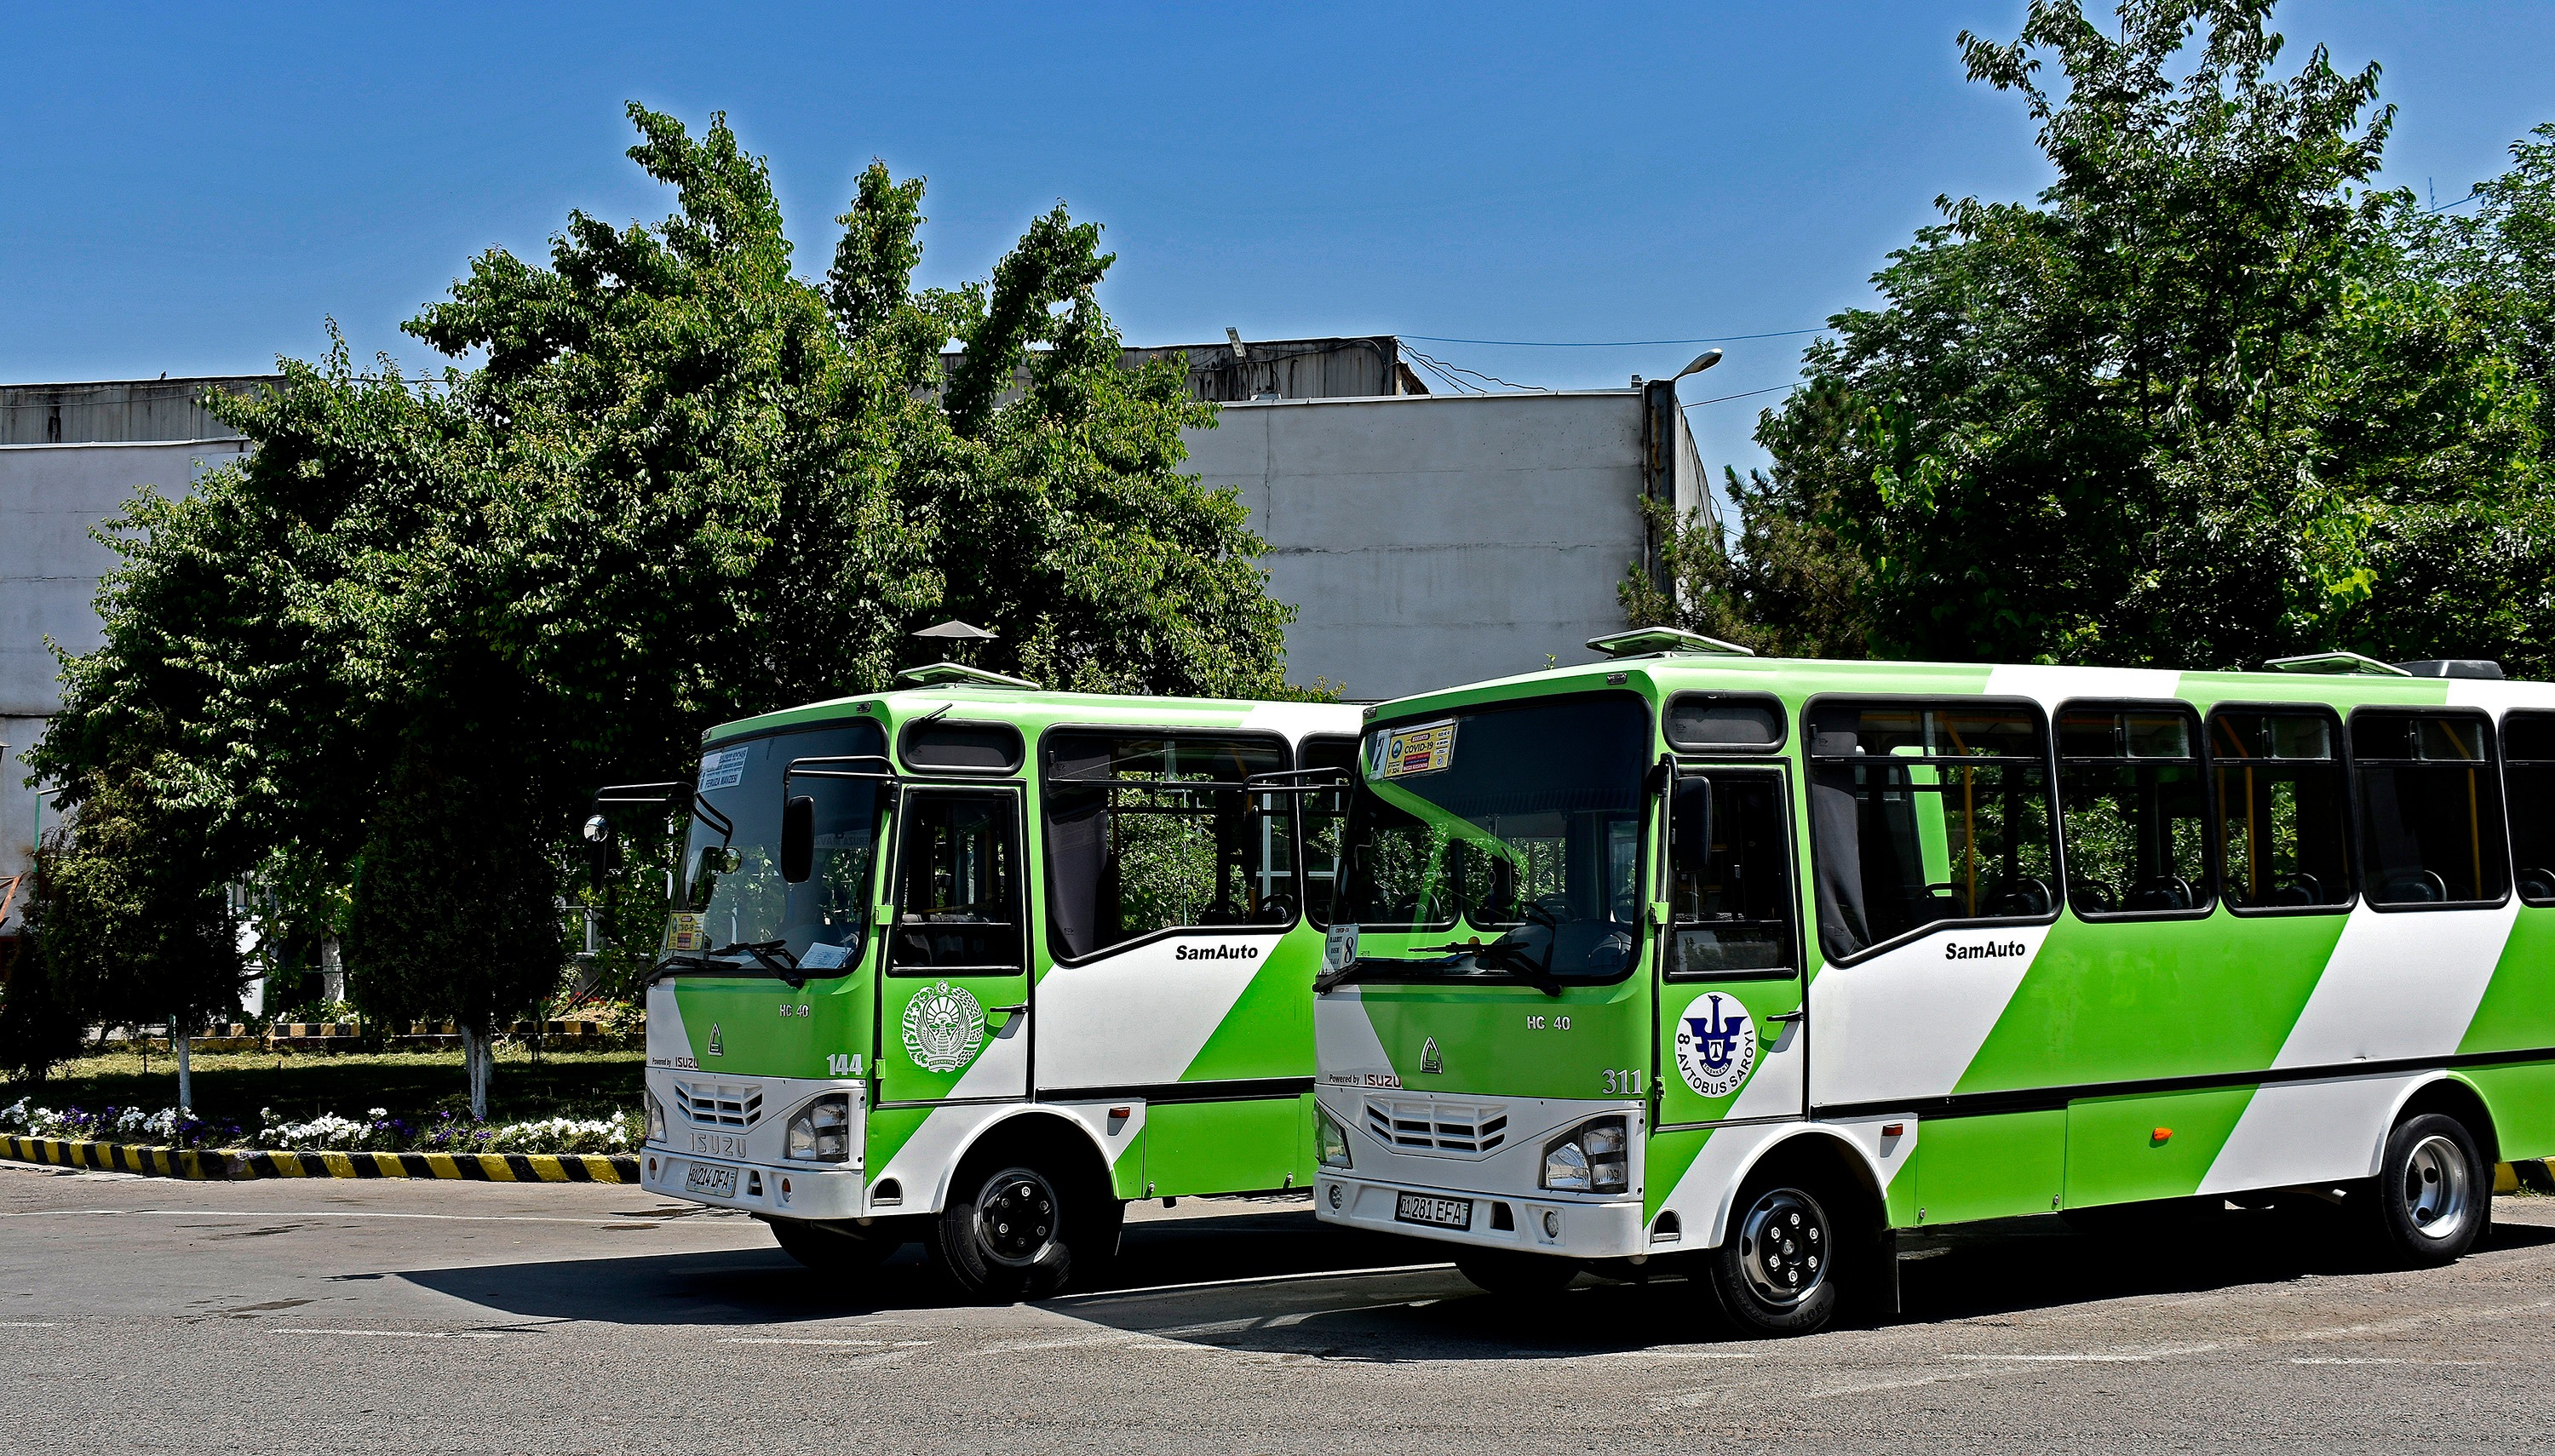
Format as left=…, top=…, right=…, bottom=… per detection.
left=698, top=746, right=748, bottom=791
left=669, top=913, right=707, bottom=952
left=799, top=941, right=853, bottom=971
left=1378, top=719, right=1457, bottom=779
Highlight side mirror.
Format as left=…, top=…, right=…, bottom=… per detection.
left=781, top=795, right=816, bottom=884
left=1670, top=777, right=1714, bottom=876
left=582, top=814, right=614, bottom=895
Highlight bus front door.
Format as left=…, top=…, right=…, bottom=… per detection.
left=877, top=787, right=1032, bottom=1104
left=1655, top=766, right=1808, bottom=1127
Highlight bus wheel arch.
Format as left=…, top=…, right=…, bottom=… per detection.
left=1703, top=1127, right=1886, bottom=1250
left=1702, top=1127, right=1895, bottom=1331
left=2363, top=1074, right=2497, bottom=1269
left=928, top=1109, right=1125, bottom=1301
left=2384, top=1073, right=2500, bottom=1169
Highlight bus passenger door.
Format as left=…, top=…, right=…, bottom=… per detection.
left=877, top=787, right=1032, bottom=1105
left=1655, top=767, right=1808, bottom=1127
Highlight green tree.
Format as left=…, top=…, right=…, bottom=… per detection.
left=8, top=770, right=239, bottom=1101
left=1645, top=0, right=2552, bottom=673
left=17, top=104, right=1295, bottom=1095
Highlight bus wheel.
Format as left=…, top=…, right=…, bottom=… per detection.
left=1708, top=1177, right=1840, bottom=1337
left=767, top=1217, right=899, bottom=1275
left=931, top=1155, right=1117, bottom=1302
left=2366, top=1112, right=2490, bottom=1267
left=1454, top=1248, right=1581, bottom=1296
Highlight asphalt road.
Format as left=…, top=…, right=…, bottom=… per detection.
left=3, top=1159, right=2552, bottom=1453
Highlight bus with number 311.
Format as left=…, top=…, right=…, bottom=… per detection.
left=1311, top=629, right=2555, bottom=1335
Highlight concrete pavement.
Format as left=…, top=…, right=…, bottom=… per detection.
left=3, top=1157, right=2552, bottom=1453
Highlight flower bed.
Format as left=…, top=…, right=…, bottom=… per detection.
left=0, top=1098, right=641, bottom=1155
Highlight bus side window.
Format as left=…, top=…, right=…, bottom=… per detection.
left=2208, top=709, right=2351, bottom=910
left=2350, top=710, right=2510, bottom=908
left=2506, top=712, right=2555, bottom=906
left=1806, top=700, right=2058, bottom=961
left=1300, top=736, right=1359, bottom=927
left=2057, top=704, right=2213, bottom=917
left=1042, top=731, right=1292, bottom=960
left=1667, top=772, right=1796, bottom=977
left=889, top=793, right=1025, bottom=973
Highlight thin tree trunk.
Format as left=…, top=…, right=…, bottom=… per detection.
left=459, top=1023, right=490, bottom=1122
left=175, top=1033, right=192, bottom=1116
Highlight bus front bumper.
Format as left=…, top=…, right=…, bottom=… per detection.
left=1314, top=1173, right=1649, bottom=1261
left=638, top=1149, right=866, bottom=1222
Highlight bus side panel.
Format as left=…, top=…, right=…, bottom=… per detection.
left=1177, top=936, right=1319, bottom=1083
left=2463, top=1061, right=2555, bottom=1163
left=1956, top=913, right=2342, bottom=1098
left=1914, top=1111, right=2064, bottom=1225
left=1146, top=1097, right=1306, bottom=1195
left=2457, top=906, right=2555, bottom=1057
left=2062, top=1086, right=2255, bottom=1209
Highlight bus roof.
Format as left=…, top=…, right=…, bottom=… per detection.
left=1359, top=652, right=2555, bottom=726
left=703, top=685, right=1362, bottom=747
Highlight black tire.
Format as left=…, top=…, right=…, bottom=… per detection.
left=1708, top=1173, right=1843, bottom=1337
left=1454, top=1247, right=1581, bottom=1296
left=767, top=1216, right=899, bottom=1275
left=2364, top=1112, right=2490, bottom=1267
left=929, top=1149, right=1122, bottom=1302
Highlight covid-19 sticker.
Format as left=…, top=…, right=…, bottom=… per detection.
left=1375, top=719, right=1456, bottom=779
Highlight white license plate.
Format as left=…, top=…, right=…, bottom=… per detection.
left=691, top=1130, right=745, bottom=1158
left=685, top=1162, right=739, bottom=1199
left=1395, top=1192, right=1473, bottom=1230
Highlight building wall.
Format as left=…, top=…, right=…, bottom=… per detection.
left=0, top=437, right=253, bottom=927
left=1184, top=389, right=1689, bottom=701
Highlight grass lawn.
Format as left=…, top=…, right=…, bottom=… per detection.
left=7, top=1046, right=643, bottom=1132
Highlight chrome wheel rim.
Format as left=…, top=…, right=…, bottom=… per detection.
left=974, top=1167, right=1059, bottom=1267
left=2398, top=1134, right=2472, bottom=1240
left=1737, top=1186, right=1829, bottom=1306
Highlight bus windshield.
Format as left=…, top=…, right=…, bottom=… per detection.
left=669, top=721, right=888, bottom=973
left=1335, top=693, right=1650, bottom=983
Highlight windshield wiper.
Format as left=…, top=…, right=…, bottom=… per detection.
left=1315, top=952, right=1462, bottom=995
left=1390, top=931, right=1566, bottom=998
left=711, top=939, right=806, bottom=989
left=648, top=942, right=806, bottom=989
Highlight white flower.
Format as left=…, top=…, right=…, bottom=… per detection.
left=366, top=1108, right=388, bottom=1119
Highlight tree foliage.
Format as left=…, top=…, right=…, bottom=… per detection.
left=10, top=105, right=1294, bottom=1080
left=1643, top=0, right=2553, bottom=672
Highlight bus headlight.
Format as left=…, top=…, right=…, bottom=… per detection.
left=785, top=1093, right=853, bottom=1162
left=645, top=1092, right=667, bottom=1145
left=1542, top=1115, right=1628, bottom=1194
left=1317, top=1105, right=1352, bottom=1169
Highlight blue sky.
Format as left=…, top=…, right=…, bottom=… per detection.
left=6, top=2, right=2551, bottom=476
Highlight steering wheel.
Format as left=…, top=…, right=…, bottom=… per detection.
left=1526, top=892, right=1575, bottom=927
left=2070, top=879, right=2119, bottom=914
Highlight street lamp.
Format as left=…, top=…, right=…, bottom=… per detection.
left=1670, top=348, right=1723, bottom=384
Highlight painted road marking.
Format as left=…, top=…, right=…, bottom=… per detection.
left=1051, top=1262, right=1455, bottom=1304
left=272, top=1327, right=507, bottom=1340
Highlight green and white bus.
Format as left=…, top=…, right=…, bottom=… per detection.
left=621, top=666, right=1361, bottom=1298
left=1311, top=632, right=2555, bottom=1334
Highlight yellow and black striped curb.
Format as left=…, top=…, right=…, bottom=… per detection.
left=2495, top=1158, right=2555, bottom=1195
left=0, top=1135, right=637, bottom=1184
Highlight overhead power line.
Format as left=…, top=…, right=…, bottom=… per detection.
left=1680, top=382, right=1801, bottom=409
left=1401, top=328, right=1826, bottom=348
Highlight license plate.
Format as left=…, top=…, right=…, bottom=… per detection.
left=691, top=1130, right=745, bottom=1158
left=1395, top=1192, right=1473, bottom=1230
left=685, top=1162, right=739, bottom=1198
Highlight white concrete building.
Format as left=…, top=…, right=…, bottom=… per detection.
left=0, top=379, right=267, bottom=930
left=1183, top=382, right=1703, bottom=701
